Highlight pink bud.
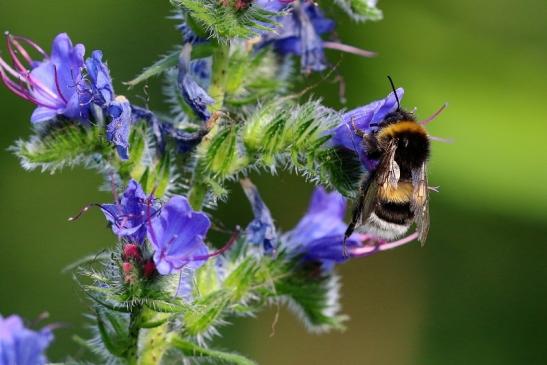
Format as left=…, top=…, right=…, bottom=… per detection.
left=123, top=244, right=141, bottom=261
left=143, top=260, right=156, bottom=278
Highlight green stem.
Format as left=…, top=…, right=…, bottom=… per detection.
left=126, top=306, right=142, bottom=365
left=137, top=324, right=171, bottom=365
left=188, top=42, right=230, bottom=210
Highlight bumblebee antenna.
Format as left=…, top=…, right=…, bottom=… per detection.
left=387, top=75, right=400, bottom=110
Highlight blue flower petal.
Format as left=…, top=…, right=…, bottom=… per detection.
left=241, top=179, right=277, bottom=254
left=148, top=195, right=211, bottom=275
left=85, top=50, right=114, bottom=106
left=0, top=314, right=53, bottom=365
left=106, top=96, right=132, bottom=160
left=329, top=88, right=404, bottom=170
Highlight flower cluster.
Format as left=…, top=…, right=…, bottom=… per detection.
left=0, top=0, right=434, bottom=363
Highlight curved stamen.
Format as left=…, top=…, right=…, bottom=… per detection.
left=351, top=231, right=419, bottom=257
left=5, top=33, right=27, bottom=73
left=27, top=71, right=63, bottom=105
left=67, top=203, right=102, bottom=222
left=0, top=65, right=33, bottom=101
left=9, top=37, right=33, bottom=66
left=322, top=41, right=377, bottom=58
left=53, top=65, right=68, bottom=103
left=191, top=226, right=241, bottom=261
left=12, top=35, right=48, bottom=59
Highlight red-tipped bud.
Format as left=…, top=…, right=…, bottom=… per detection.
left=123, top=243, right=141, bottom=261
left=122, top=262, right=133, bottom=274
left=122, top=262, right=136, bottom=284
left=143, top=260, right=156, bottom=279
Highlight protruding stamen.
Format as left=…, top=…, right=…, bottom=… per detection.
left=322, top=41, right=377, bottom=58
left=5, top=33, right=27, bottom=73
left=351, top=231, right=419, bottom=257
left=420, top=102, right=448, bottom=125
left=190, top=226, right=241, bottom=261
left=12, top=35, right=48, bottom=59
left=53, top=65, right=68, bottom=103
left=9, top=37, right=34, bottom=66
left=67, top=203, right=101, bottom=222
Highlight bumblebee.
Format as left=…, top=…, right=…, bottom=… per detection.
left=344, top=77, right=431, bottom=245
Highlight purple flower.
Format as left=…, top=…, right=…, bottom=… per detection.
left=286, top=187, right=362, bottom=269
left=147, top=195, right=211, bottom=275
left=261, top=3, right=375, bottom=73
left=100, top=180, right=154, bottom=244
left=0, top=33, right=92, bottom=123
left=106, top=96, right=133, bottom=160
left=0, top=314, right=53, bottom=365
left=85, top=50, right=114, bottom=107
left=264, top=2, right=334, bottom=72
left=256, top=0, right=294, bottom=12
left=329, top=88, right=404, bottom=170
left=241, top=179, right=277, bottom=254
left=178, top=46, right=214, bottom=121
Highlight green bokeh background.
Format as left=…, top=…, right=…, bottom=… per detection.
left=1, top=1, right=546, bottom=364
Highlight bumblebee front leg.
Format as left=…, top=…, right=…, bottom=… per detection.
left=343, top=191, right=365, bottom=257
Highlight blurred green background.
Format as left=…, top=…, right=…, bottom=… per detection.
left=1, top=0, right=546, bottom=364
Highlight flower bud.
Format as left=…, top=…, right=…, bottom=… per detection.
left=143, top=260, right=156, bottom=279
left=123, top=243, right=141, bottom=261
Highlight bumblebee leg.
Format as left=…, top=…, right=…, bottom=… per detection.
left=343, top=192, right=365, bottom=257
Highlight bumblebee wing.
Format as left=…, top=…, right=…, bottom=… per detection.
left=375, top=140, right=400, bottom=190
left=411, top=162, right=430, bottom=245
left=359, top=140, right=398, bottom=225
left=359, top=172, right=379, bottom=226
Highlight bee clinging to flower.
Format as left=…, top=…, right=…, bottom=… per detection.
left=336, top=77, right=444, bottom=247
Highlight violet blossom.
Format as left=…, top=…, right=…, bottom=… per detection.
left=100, top=179, right=156, bottom=244
left=0, top=32, right=92, bottom=123
left=147, top=195, right=211, bottom=275
left=286, top=187, right=420, bottom=269
left=261, top=2, right=375, bottom=72
left=178, top=45, right=214, bottom=121
left=0, top=314, right=53, bottom=365
left=241, top=178, right=277, bottom=254
left=329, top=88, right=404, bottom=171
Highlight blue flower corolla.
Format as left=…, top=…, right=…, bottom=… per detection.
left=329, top=88, right=404, bottom=171
left=0, top=314, right=53, bottom=365
left=256, top=0, right=294, bottom=12
left=100, top=179, right=155, bottom=244
left=0, top=33, right=92, bottom=123
left=85, top=50, right=114, bottom=107
left=262, top=2, right=334, bottom=72
left=106, top=96, right=133, bottom=160
left=178, top=45, right=214, bottom=121
left=285, top=187, right=362, bottom=269
left=147, top=195, right=211, bottom=275
left=241, top=179, right=277, bottom=254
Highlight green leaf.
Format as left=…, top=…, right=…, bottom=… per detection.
left=170, top=336, right=257, bottom=365
left=276, top=263, right=347, bottom=332
left=125, top=44, right=213, bottom=88
left=11, top=123, right=111, bottom=173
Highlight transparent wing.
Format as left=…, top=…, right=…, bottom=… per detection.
left=411, top=162, right=430, bottom=244
left=375, top=140, right=399, bottom=190
left=359, top=140, right=399, bottom=225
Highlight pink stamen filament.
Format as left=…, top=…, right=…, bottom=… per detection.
left=12, top=35, right=48, bottom=59
left=9, top=37, right=34, bottom=66
left=53, top=65, right=68, bottom=103
left=419, top=102, right=448, bottom=126
left=351, top=231, right=419, bottom=257
left=6, top=34, right=27, bottom=73
left=191, top=227, right=240, bottom=261
left=322, top=41, right=377, bottom=58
